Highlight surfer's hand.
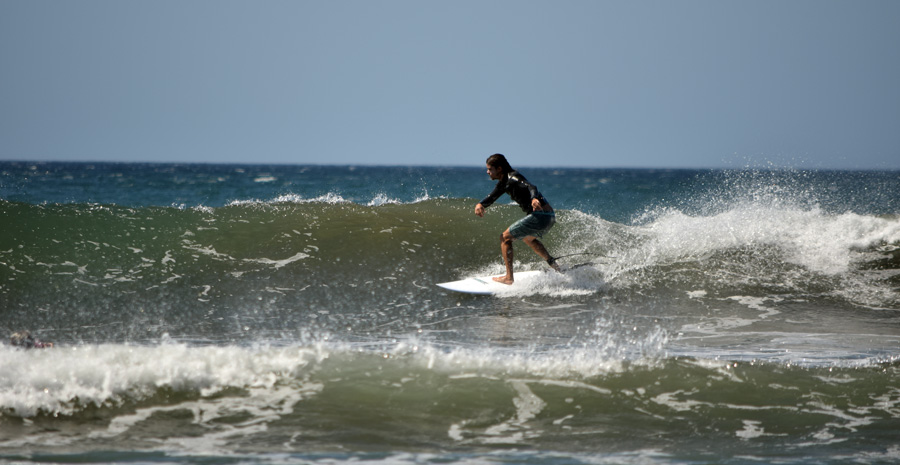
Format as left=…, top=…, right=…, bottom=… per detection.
left=475, top=204, right=485, bottom=217
left=531, top=199, right=542, bottom=211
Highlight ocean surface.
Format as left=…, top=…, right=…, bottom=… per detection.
left=1, top=161, right=899, bottom=465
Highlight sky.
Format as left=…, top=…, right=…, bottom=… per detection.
left=1, top=1, right=898, bottom=169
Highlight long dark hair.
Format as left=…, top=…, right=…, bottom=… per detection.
left=486, top=153, right=513, bottom=174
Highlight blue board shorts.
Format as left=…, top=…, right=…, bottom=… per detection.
left=509, top=211, right=556, bottom=240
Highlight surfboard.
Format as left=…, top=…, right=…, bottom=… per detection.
left=436, top=263, right=599, bottom=295
left=436, top=270, right=546, bottom=295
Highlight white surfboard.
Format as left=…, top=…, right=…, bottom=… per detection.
left=436, top=270, right=546, bottom=295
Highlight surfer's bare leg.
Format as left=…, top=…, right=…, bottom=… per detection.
left=524, top=236, right=561, bottom=272
left=493, top=229, right=516, bottom=285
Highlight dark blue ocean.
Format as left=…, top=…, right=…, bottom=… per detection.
left=2, top=161, right=900, bottom=464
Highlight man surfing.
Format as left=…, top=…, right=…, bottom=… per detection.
left=474, top=153, right=560, bottom=284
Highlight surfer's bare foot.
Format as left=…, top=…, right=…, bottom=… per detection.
left=492, top=276, right=514, bottom=285
left=547, top=257, right=562, bottom=273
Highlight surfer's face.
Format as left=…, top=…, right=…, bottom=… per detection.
left=486, top=164, right=503, bottom=180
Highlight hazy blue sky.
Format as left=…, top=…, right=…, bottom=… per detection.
left=2, top=1, right=898, bottom=169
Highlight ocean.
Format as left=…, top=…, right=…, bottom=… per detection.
left=1, top=161, right=899, bottom=464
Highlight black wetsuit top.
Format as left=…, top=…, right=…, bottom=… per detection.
left=479, top=170, right=550, bottom=213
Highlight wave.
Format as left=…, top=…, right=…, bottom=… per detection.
left=2, top=334, right=896, bottom=420
left=2, top=334, right=899, bottom=463
left=1, top=336, right=897, bottom=465
left=2, top=198, right=898, bottom=327
left=606, top=203, right=900, bottom=294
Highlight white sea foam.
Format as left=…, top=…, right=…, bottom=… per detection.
left=636, top=204, right=899, bottom=276
left=243, top=251, right=310, bottom=269
left=227, top=192, right=351, bottom=207
left=225, top=192, right=438, bottom=207
left=367, top=193, right=402, bottom=206
left=0, top=328, right=668, bottom=419
left=0, top=343, right=325, bottom=418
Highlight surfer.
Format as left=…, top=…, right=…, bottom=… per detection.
left=475, top=153, right=560, bottom=284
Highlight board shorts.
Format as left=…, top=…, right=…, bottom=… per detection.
left=509, top=211, right=556, bottom=240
